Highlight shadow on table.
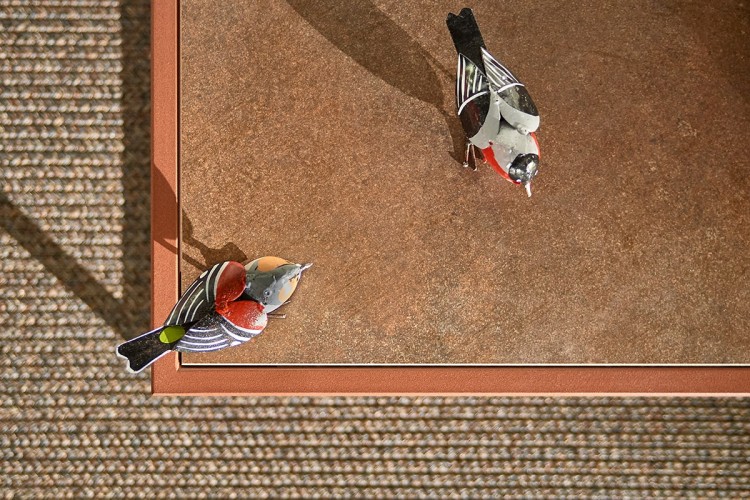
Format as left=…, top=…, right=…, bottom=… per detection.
left=182, top=213, right=248, bottom=270
left=285, top=0, right=466, bottom=162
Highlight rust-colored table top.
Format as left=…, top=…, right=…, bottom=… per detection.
left=179, top=0, right=749, bottom=365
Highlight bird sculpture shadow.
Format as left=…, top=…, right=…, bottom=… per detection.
left=182, top=213, right=248, bottom=270
left=151, top=163, right=246, bottom=270
left=285, top=0, right=466, bottom=163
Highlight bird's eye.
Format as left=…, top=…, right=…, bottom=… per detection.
left=263, top=289, right=271, bottom=297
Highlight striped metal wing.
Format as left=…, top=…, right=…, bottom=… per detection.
left=175, top=310, right=265, bottom=353
left=480, top=47, right=522, bottom=92
left=163, top=261, right=229, bottom=327
left=456, top=53, right=489, bottom=114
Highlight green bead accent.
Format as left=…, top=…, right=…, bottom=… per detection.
left=159, top=325, right=185, bottom=344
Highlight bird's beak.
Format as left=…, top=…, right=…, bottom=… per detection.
left=524, top=182, right=532, bottom=198
left=299, top=263, right=313, bottom=273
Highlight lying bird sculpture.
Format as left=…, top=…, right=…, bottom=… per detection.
left=116, top=256, right=311, bottom=372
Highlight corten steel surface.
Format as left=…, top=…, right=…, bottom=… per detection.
left=152, top=0, right=750, bottom=393
left=173, top=1, right=750, bottom=363
left=178, top=0, right=749, bottom=366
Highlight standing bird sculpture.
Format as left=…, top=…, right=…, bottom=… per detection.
left=447, top=8, right=541, bottom=196
left=116, top=256, right=311, bottom=373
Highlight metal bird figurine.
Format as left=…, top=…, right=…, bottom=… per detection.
left=116, top=256, right=312, bottom=373
left=447, top=8, right=541, bottom=196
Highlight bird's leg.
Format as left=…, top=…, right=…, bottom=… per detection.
left=463, top=141, right=472, bottom=168
left=469, top=144, right=478, bottom=171
left=268, top=313, right=287, bottom=319
left=474, top=145, right=486, bottom=164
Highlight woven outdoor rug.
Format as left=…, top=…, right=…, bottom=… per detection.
left=1, top=1, right=749, bottom=498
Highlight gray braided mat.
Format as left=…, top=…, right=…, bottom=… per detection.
left=1, top=1, right=749, bottom=498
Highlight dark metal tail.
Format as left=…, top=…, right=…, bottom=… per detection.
left=446, top=8, right=486, bottom=71
left=116, top=327, right=172, bottom=373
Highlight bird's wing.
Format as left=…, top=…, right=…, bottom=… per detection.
left=480, top=47, right=522, bottom=92
left=163, top=260, right=246, bottom=327
left=176, top=302, right=266, bottom=353
left=456, top=53, right=489, bottom=115
left=175, top=312, right=234, bottom=352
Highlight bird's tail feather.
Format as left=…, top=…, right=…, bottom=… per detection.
left=446, top=8, right=486, bottom=71
left=116, top=327, right=173, bottom=373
